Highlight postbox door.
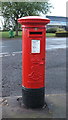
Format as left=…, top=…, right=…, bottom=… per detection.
left=22, top=28, right=46, bottom=89
left=28, top=36, right=45, bottom=88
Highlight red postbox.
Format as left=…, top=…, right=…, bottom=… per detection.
left=18, top=16, right=50, bottom=108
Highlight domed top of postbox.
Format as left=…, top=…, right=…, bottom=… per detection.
left=18, top=16, right=50, bottom=27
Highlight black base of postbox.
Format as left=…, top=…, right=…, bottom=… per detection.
left=22, top=86, right=45, bottom=108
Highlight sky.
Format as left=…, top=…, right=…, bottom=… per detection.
left=0, top=0, right=67, bottom=29
left=47, top=0, right=67, bottom=17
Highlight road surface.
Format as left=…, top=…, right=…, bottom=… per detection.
left=0, top=37, right=66, bottom=54
left=0, top=37, right=66, bottom=97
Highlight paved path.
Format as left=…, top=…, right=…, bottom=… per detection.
left=1, top=94, right=66, bottom=118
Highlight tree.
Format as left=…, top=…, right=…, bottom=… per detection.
left=2, top=2, right=52, bottom=36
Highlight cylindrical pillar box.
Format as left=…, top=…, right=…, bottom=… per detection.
left=18, top=16, right=50, bottom=108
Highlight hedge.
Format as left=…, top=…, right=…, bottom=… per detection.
left=46, top=27, right=58, bottom=33
left=56, top=32, right=68, bottom=37
left=46, top=27, right=65, bottom=33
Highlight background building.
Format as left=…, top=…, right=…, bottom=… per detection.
left=46, top=16, right=68, bottom=31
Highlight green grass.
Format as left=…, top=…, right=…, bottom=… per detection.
left=0, top=31, right=9, bottom=38
left=0, top=31, right=56, bottom=39
left=0, top=31, right=22, bottom=38
left=46, top=33, right=56, bottom=37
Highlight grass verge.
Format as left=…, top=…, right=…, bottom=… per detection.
left=0, top=31, right=56, bottom=39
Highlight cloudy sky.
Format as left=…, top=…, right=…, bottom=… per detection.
left=48, top=0, right=67, bottom=17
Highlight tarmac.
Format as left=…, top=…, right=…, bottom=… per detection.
left=0, top=94, right=66, bottom=119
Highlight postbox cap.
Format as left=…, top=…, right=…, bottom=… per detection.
left=18, top=16, right=50, bottom=26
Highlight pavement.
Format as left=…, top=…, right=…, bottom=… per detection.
left=1, top=94, right=66, bottom=118
left=0, top=37, right=67, bottom=119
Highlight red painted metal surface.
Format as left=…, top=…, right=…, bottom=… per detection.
left=18, top=16, right=50, bottom=89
